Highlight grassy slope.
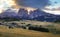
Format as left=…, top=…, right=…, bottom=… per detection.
left=12, top=20, right=60, bottom=26
left=0, top=26, right=60, bottom=37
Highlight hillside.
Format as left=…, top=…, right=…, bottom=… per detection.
left=0, top=25, right=60, bottom=37
left=0, top=8, right=60, bottom=22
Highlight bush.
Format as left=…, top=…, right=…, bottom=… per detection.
left=28, top=25, right=49, bottom=32
left=54, top=20, right=60, bottom=23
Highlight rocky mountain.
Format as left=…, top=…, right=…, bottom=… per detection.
left=0, top=8, right=60, bottom=22
left=0, top=9, right=18, bottom=18
left=18, top=8, right=28, bottom=19
left=29, top=9, right=59, bottom=22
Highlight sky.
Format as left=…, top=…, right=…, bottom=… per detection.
left=15, top=0, right=50, bottom=8
left=15, top=0, right=60, bottom=9
left=49, top=0, right=60, bottom=7
left=0, top=0, right=60, bottom=15
left=44, top=0, right=60, bottom=15
left=45, top=0, right=60, bottom=9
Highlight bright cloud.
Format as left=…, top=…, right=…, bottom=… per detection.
left=0, top=0, right=17, bottom=13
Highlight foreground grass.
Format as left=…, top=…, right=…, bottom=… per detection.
left=0, top=26, right=60, bottom=37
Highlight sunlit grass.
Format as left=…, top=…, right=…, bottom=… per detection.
left=0, top=25, right=60, bottom=37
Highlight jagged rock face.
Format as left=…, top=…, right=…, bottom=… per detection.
left=29, top=9, right=47, bottom=19
left=0, top=9, right=18, bottom=18
left=29, top=9, right=57, bottom=22
left=29, top=9, right=55, bottom=17
left=29, top=9, right=45, bottom=18
left=0, top=8, right=60, bottom=22
left=18, top=8, right=28, bottom=19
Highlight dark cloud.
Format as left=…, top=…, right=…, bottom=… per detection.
left=16, top=0, right=50, bottom=8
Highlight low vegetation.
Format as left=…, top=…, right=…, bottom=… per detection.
left=54, top=20, right=60, bottom=23
left=0, top=20, right=60, bottom=37
left=46, top=24, right=60, bottom=34
left=0, top=26, right=60, bottom=37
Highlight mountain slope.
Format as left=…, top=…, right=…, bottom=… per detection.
left=0, top=25, right=60, bottom=37
left=0, top=8, right=60, bottom=22
left=29, top=9, right=58, bottom=22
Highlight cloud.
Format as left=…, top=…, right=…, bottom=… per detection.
left=15, top=0, right=50, bottom=8
left=43, top=9, right=60, bottom=15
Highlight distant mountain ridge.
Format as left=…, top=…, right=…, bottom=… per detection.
left=0, top=8, right=60, bottom=22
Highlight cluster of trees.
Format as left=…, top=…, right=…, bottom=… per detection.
left=0, top=17, right=20, bottom=22
left=54, top=20, right=60, bottom=23
left=6, top=23, right=49, bottom=32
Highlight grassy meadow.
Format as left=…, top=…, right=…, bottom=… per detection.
left=0, top=20, right=60, bottom=37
